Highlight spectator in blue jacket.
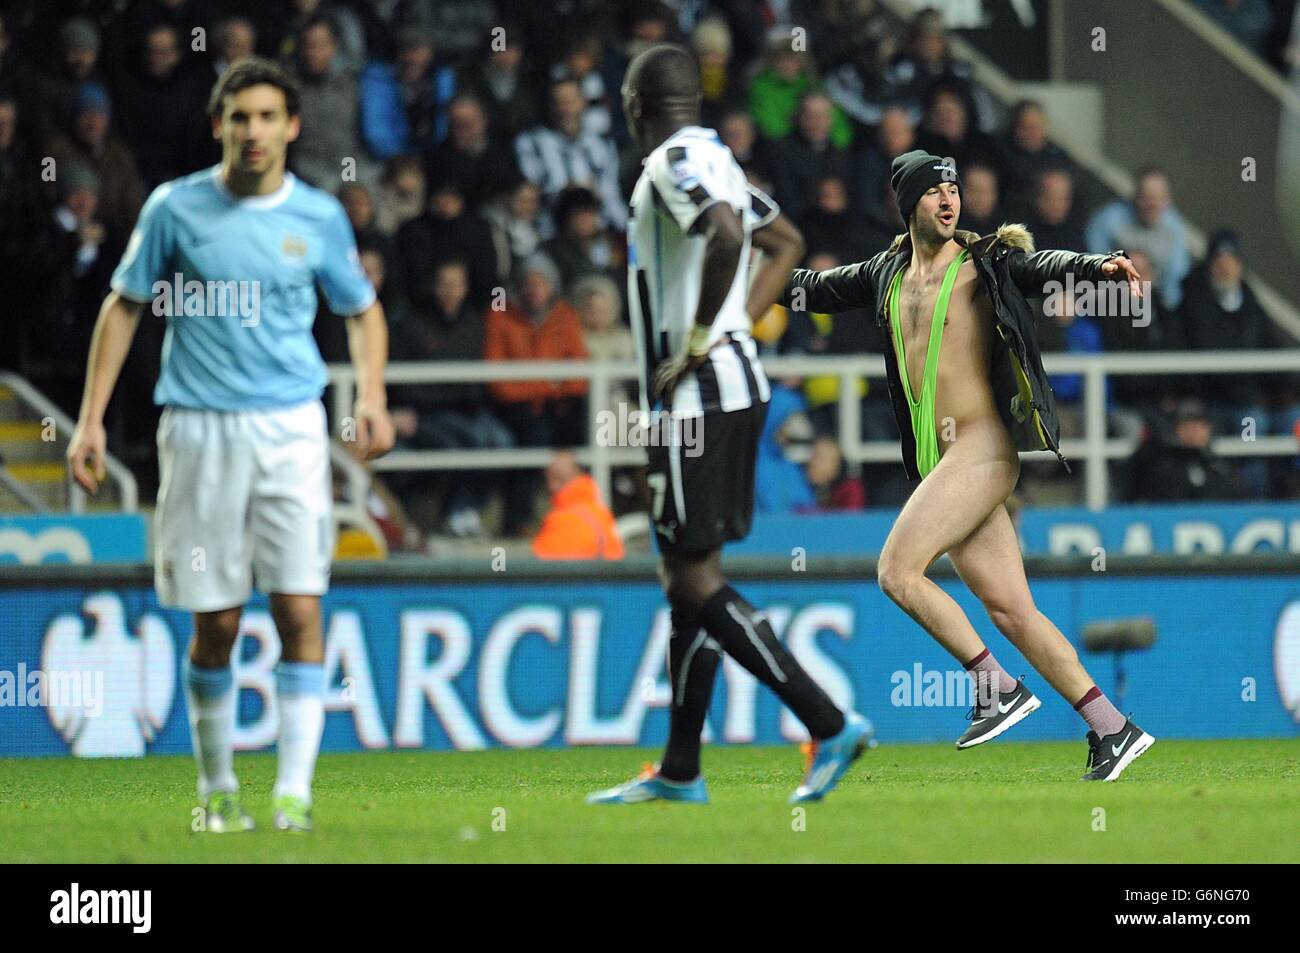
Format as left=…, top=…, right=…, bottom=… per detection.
left=1085, top=165, right=1191, bottom=309
left=360, top=24, right=455, bottom=160
left=755, top=382, right=816, bottom=513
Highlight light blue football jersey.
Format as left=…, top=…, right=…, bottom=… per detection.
left=112, top=166, right=376, bottom=411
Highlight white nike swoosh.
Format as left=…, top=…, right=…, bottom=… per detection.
left=1111, top=736, right=1131, bottom=757
left=998, top=693, right=1022, bottom=714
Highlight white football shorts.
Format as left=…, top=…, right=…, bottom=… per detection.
left=154, top=399, right=333, bottom=612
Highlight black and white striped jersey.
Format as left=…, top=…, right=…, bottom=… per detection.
left=627, top=125, right=778, bottom=419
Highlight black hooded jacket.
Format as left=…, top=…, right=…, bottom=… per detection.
left=782, top=224, right=1124, bottom=480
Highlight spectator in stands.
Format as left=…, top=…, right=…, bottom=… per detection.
left=549, top=33, right=614, bottom=139
left=807, top=435, right=866, bottom=511
left=486, top=252, right=589, bottom=536
left=484, top=177, right=545, bottom=278
left=515, top=76, right=626, bottom=230
left=957, top=161, right=1002, bottom=236
left=421, top=0, right=497, bottom=66
left=886, top=7, right=993, bottom=130
left=755, top=381, right=816, bottom=513
left=360, top=24, right=456, bottom=160
left=1, top=92, right=51, bottom=372
left=997, top=100, right=1073, bottom=202
left=0, top=14, right=17, bottom=98
left=45, top=83, right=145, bottom=238
left=1037, top=287, right=1105, bottom=438
left=272, top=0, right=366, bottom=73
left=1129, top=398, right=1251, bottom=501
left=31, top=18, right=103, bottom=137
left=531, top=450, right=625, bottom=560
left=389, top=257, right=512, bottom=538
left=459, top=21, right=541, bottom=141
left=111, top=22, right=213, bottom=187
left=373, top=154, right=425, bottom=236
left=213, top=17, right=257, bottom=77
left=1192, top=0, right=1273, bottom=56
left=574, top=273, right=633, bottom=367
left=817, top=0, right=903, bottom=129
left=29, top=162, right=123, bottom=409
left=694, top=15, right=744, bottom=129
left=543, top=187, right=614, bottom=292
left=291, top=15, right=367, bottom=191
left=1178, top=230, right=1287, bottom=459
left=749, top=33, right=852, bottom=148
left=772, top=91, right=850, bottom=220
left=849, top=105, right=915, bottom=217
left=1027, top=167, right=1086, bottom=252
left=719, top=109, right=774, bottom=181
left=338, top=182, right=392, bottom=266
left=1086, top=165, right=1191, bottom=309
left=426, top=92, right=518, bottom=210
left=799, top=175, right=875, bottom=263
left=397, top=179, right=497, bottom=310
left=914, top=81, right=1001, bottom=178
left=105, top=0, right=213, bottom=76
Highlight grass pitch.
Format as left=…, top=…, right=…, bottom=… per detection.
left=1, top=739, right=1296, bottom=863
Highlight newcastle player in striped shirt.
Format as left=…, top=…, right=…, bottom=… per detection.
left=587, top=44, right=872, bottom=807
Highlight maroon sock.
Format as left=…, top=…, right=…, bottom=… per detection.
left=963, top=648, right=1018, bottom=697
left=1074, top=686, right=1126, bottom=737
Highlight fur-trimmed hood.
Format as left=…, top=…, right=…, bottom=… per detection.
left=885, top=223, right=1036, bottom=256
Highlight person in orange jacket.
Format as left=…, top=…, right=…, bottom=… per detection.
left=486, top=252, right=590, bottom=534
left=531, top=451, right=624, bottom=560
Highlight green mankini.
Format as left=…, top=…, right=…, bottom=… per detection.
left=885, top=248, right=969, bottom=478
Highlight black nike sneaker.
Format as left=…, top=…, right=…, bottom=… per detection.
left=955, top=680, right=1041, bottom=749
left=1082, top=719, right=1156, bottom=781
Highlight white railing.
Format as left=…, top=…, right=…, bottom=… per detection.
left=0, top=372, right=138, bottom=513
left=328, top=350, right=1300, bottom=512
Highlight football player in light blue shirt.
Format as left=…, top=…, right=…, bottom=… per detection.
left=68, top=58, right=394, bottom=835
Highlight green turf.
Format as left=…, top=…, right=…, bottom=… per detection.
left=1, top=740, right=1297, bottom=862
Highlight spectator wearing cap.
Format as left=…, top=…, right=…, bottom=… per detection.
left=1085, top=165, right=1191, bottom=309
left=45, top=82, right=145, bottom=237
left=997, top=100, right=1073, bottom=205
left=360, top=24, right=456, bottom=160
left=31, top=18, right=103, bottom=137
left=426, top=92, right=519, bottom=210
left=111, top=22, right=214, bottom=187
left=29, top=162, right=124, bottom=411
left=485, top=252, right=590, bottom=536
left=771, top=91, right=851, bottom=221
left=693, top=16, right=744, bottom=130
left=515, top=76, right=626, bottom=230
left=1128, top=398, right=1251, bottom=502
left=292, top=15, right=369, bottom=190
left=1178, top=229, right=1290, bottom=479
left=542, top=187, right=614, bottom=292
left=396, top=179, right=497, bottom=309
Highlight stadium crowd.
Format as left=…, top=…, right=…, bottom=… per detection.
left=1, top=0, right=1297, bottom=540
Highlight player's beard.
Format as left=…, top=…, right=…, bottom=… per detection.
left=914, top=210, right=957, bottom=246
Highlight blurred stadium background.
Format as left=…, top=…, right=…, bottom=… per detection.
left=1, top=0, right=1299, bottom=767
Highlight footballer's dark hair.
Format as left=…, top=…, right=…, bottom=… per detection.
left=207, top=56, right=301, bottom=119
